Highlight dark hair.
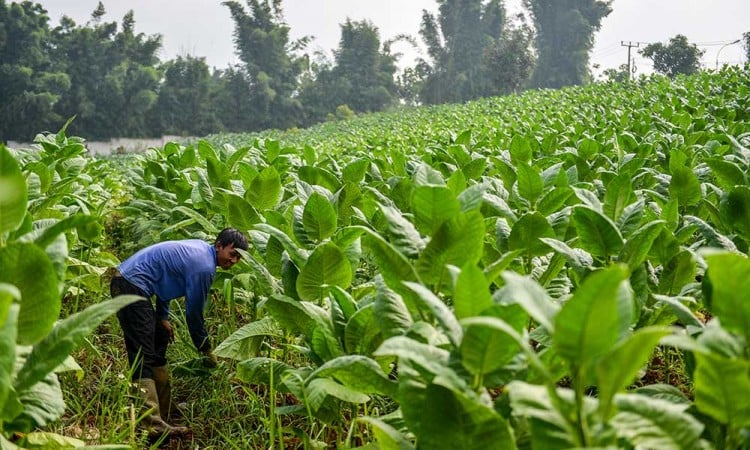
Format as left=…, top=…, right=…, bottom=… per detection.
left=215, top=228, right=249, bottom=250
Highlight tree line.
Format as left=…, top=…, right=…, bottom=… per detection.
left=2, top=0, right=742, bottom=142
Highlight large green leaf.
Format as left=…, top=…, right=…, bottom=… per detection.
left=306, top=378, right=370, bottom=411
left=0, top=243, right=60, bottom=346
left=596, top=326, right=673, bottom=420
left=617, top=220, right=664, bottom=270
left=515, top=162, right=543, bottom=203
left=410, top=185, right=460, bottom=235
left=14, top=295, right=140, bottom=393
left=246, top=166, right=282, bottom=210
left=379, top=203, right=424, bottom=258
left=415, top=211, right=484, bottom=285
left=706, top=158, right=745, bottom=192
left=554, top=265, right=630, bottom=369
left=454, top=264, right=493, bottom=320
left=571, top=206, right=624, bottom=260
left=669, top=165, right=701, bottom=207
left=214, top=317, right=282, bottom=361
left=224, top=193, right=261, bottom=232
left=657, top=250, right=696, bottom=295
left=309, top=355, right=396, bottom=397
left=0, top=145, right=27, bottom=234
left=498, top=272, right=558, bottom=332
left=374, top=336, right=450, bottom=377
left=264, top=295, right=330, bottom=339
left=603, top=174, right=635, bottom=222
left=303, top=192, right=338, bottom=242
left=403, top=282, right=462, bottom=348
left=0, top=303, right=19, bottom=414
left=296, top=242, right=352, bottom=301
left=719, top=186, right=750, bottom=240
left=373, top=277, right=415, bottom=338
left=460, top=309, right=526, bottom=377
left=508, top=381, right=589, bottom=449
left=693, top=351, right=750, bottom=428
left=508, top=213, right=555, bottom=258
left=344, top=305, right=382, bottom=356
left=612, top=393, right=705, bottom=450
left=703, top=252, right=750, bottom=341
left=9, top=372, right=66, bottom=431
left=361, top=231, right=419, bottom=294
left=407, top=382, right=516, bottom=450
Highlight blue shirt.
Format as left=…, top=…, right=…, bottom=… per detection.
left=118, top=239, right=217, bottom=351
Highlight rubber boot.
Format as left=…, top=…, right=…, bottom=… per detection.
left=135, top=378, right=189, bottom=438
left=153, top=365, right=182, bottom=420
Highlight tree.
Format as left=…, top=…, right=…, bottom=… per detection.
left=51, top=4, right=161, bottom=138
left=483, top=16, right=536, bottom=95
left=524, top=0, right=612, bottom=89
left=223, top=0, right=308, bottom=131
left=640, top=34, right=704, bottom=78
left=418, top=0, right=507, bottom=104
left=151, top=56, right=221, bottom=136
left=743, top=31, right=750, bottom=62
left=0, top=0, right=69, bottom=141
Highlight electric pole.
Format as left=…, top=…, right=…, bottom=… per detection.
left=621, top=41, right=640, bottom=79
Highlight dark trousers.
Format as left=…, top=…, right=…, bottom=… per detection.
left=111, top=276, right=170, bottom=380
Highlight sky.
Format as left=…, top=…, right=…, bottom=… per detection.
left=36, top=0, right=748, bottom=77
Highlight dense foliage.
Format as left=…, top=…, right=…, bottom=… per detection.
left=640, top=34, right=705, bottom=79
left=3, top=65, right=750, bottom=448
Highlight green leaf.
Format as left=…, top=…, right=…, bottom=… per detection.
left=706, top=158, right=745, bottom=191
left=0, top=243, right=60, bottom=346
left=214, top=317, right=281, bottom=361
left=411, top=185, right=460, bottom=235
left=343, top=158, right=370, bottom=184
left=0, top=145, right=28, bottom=234
left=246, top=166, right=282, bottom=210
left=306, top=378, right=370, bottom=408
left=407, top=382, right=516, bottom=450
left=460, top=310, right=526, bottom=377
left=509, top=135, right=532, bottom=164
left=617, top=220, right=664, bottom=270
left=403, top=281, right=463, bottom=348
left=357, top=416, right=415, bottom=450
left=14, top=296, right=140, bottom=393
left=373, top=277, right=414, bottom=338
left=719, top=186, right=750, bottom=240
left=454, top=264, right=493, bottom=319
left=265, top=295, right=329, bottom=339
left=374, top=336, right=450, bottom=376
left=11, top=372, right=66, bottom=430
left=303, top=192, right=338, bottom=242
left=572, top=206, right=624, bottom=260
left=596, top=326, right=673, bottom=420
left=508, top=381, right=585, bottom=449
left=498, top=272, right=558, bottom=332
left=379, top=204, right=424, bottom=258
left=255, top=223, right=309, bottom=268
left=693, top=351, right=750, bottom=427
left=539, top=238, right=594, bottom=272
left=296, top=242, right=352, bottom=301
left=669, top=165, right=701, bottom=207
left=361, top=231, right=419, bottom=294
left=236, top=357, right=294, bottom=391
left=416, top=211, right=484, bottom=285
left=657, top=250, right=696, bottom=296
left=508, top=213, right=555, bottom=258
left=309, top=355, right=396, bottom=397
left=344, top=304, right=382, bottom=356
left=703, top=252, right=750, bottom=341
left=612, top=393, right=705, bottom=450
left=224, top=193, right=261, bottom=232
left=0, top=303, right=19, bottom=412
left=554, top=265, right=630, bottom=369
left=516, top=162, right=543, bottom=203
left=603, top=174, right=635, bottom=221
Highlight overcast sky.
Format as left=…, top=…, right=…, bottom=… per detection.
left=37, top=0, right=748, bottom=77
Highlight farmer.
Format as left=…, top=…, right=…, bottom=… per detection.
left=110, top=228, right=248, bottom=436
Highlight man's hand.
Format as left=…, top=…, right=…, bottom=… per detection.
left=201, top=349, right=218, bottom=368
left=161, top=319, right=175, bottom=344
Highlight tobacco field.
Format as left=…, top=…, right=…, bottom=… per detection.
left=1, top=66, right=750, bottom=449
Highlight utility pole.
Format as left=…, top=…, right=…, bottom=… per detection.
left=621, top=41, right=640, bottom=79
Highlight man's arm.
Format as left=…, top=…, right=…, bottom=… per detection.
left=184, top=272, right=213, bottom=353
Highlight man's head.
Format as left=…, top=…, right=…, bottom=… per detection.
left=214, top=228, right=249, bottom=269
